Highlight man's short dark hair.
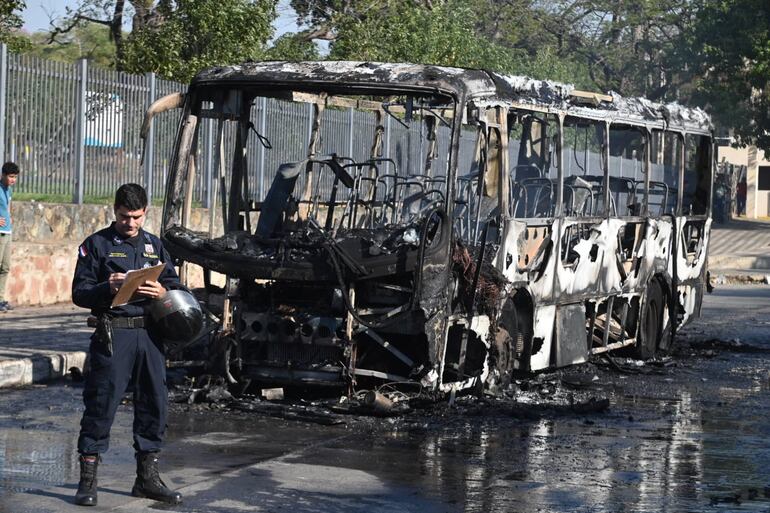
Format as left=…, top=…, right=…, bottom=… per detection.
left=114, top=183, right=148, bottom=211
left=2, top=162, right=19, bottom=175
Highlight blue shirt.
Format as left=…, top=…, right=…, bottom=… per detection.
left=0, top=182, right=11, bottom=234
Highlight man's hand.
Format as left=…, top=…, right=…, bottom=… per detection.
left=108, top=273, right=126, bottom=295
left=0, top=216, right=5, bottom=227
left=136, top=280, right=167, bottom=299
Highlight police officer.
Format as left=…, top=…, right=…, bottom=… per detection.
left=72, top=183, right=182, bottom=506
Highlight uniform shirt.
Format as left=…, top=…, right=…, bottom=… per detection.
left=72, top=223, right=181, bottom=317
left=0, top=181, right=11, bottom=234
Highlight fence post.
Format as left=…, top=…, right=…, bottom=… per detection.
left=0, top=43, right=7, bottom=163
left=306, top=102, right=314, bottom=148
left=144, top=72, right=156, bottom=203
left=204, top=116, right=213, bottom=208
left=347, top=107, right=354, bottom=158
left=258, top=96, right=268, bottom=198
left=73, top=58, right=88, bottom=204
left=385, top=114, right=391, bottom=173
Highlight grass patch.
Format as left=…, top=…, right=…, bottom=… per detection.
left=13, top=193, right=166, bottom=206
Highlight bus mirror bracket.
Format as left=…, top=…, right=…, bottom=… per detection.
left=140, top=92, right=185, bottom=165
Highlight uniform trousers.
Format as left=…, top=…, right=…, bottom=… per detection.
left=78, top=327, right=167, bottom=454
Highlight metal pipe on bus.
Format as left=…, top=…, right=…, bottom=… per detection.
left=140, top=92, right=185, bottom=165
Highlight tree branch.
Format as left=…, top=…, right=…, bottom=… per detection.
left=299, top=25, right=336, bottom=41
left=47, top=14, right=110, bottom=44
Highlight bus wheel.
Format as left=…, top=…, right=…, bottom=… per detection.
left=656, top=285, right=673, bottom=354
left=493, top=293, right=533, bottom=380
left=493, top=325, right=515, bottom=387
left=633, top=279, right=663, bottom=359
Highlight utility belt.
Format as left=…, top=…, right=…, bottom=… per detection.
left=86, top=315, right=149, bottom=356
left=87, top=315, right=147, bottom=329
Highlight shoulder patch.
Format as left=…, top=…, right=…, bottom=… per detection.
left=78, top=244, right=88, bottom=258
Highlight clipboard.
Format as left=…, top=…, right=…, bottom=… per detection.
left=111, top=263, right=165, bottom=307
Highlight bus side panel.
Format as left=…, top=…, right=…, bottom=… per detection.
left=495, top=218, right=558, bottom=303
left=530, top=304, right=556, bottom=371
left=616, top=217, right=676, bottom=297
left=555, top=303, right=589, bottom=367
left=555, top=218, right=627, bottom=298
left=673, top=216, right=711, bottom=327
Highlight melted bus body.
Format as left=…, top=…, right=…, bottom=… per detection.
left=154, top=62, right=713, bottom=393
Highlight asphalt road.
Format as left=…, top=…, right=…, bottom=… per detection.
left=1, top=284, right=769, bottom=513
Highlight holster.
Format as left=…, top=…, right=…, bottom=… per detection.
left=91, top=314, right=114, bottom=356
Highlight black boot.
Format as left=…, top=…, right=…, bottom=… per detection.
left=131, top=451, right=182, bottom=504
left=75, top=454, right=99, bottom=506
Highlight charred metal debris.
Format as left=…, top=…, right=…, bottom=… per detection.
left=169, top=370, right=612, bottom=426
left=152, top=61, right=714, bottom=403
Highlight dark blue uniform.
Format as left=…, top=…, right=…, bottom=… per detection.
left=73, top=223, right=181, bottom=455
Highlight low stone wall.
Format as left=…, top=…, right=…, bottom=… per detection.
left=5, top=201, right=215, bottom=306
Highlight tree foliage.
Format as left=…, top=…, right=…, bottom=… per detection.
left=684, top=0, right=770, bottom=151
left=327, top=0, right=523, bottom=72
left=0, top=0, right=29, bottom=52
left=122, top=0, right=277, bottom=81
left=265, top=33, right=320, bottom=61
left=26, top=22, right=116, bottom=68
left=516, top=0, right=696, bottom=100
left=48, top=0, right=277, bottom=82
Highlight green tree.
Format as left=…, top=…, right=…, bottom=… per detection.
left=26, top=22, right=117, bottom=68
left=324, top=0, right=523, bottom=72
left=265, top=33, right=320, bottom=60
left=122, top=0, right=277, bottom=81
left=288, top=0, right=592, bottom=87
left=0, top=0, right=29, bottom=52
left=50, top=1, right=278, bottom=81
left=683, top=0, right=770, bottom=153
left=501, top=0, right=698, bottom=100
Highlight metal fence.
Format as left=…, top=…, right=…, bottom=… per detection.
left=0, top=44, right=186, bottom=203
left=0, top=44, right=479, bottom=206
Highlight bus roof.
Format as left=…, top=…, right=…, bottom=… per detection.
left=191, top=61, right=712, bottom=133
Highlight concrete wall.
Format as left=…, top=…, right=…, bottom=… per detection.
left=4, top=202, right=215, bottom=306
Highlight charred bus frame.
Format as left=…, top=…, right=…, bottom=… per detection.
left=149, top=61, right=713, bottom=394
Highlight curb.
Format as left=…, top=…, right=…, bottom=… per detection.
left=0, top=351, right=87, bottom=388
left=709, top=255, right=770, bottom=270
left=710, top=271, right=770, bottom=286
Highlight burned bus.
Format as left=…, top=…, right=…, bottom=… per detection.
left=148, top=61, right=713, bottom=394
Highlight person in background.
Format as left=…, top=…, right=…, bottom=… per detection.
left=0, top=161, right=19, bottom=313
left=736, top=180, right=747, bottom=217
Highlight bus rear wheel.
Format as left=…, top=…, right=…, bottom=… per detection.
left=633, top=279, right=664, bottom=359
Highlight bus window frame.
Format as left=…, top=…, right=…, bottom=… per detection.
left=560, top=115, right=609, bottom=222
left=681, top=132, right=714, bottom=218
left=649, top=129, right=685, bottom=218
left=607, top=122, right=649, bottom=220
left=507, top=108, right=561, bottom=222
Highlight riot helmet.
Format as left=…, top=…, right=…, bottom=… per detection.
left=148, top=289, right=203, bottom=349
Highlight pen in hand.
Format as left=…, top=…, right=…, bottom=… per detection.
left=106, top=261, right=127, bottom=295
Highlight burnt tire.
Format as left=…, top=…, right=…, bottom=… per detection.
left=492, top=293, right=534, bottom=381
left=656, top=285, right=673, bottom=354
left=633, top=279, right=664, bottom=359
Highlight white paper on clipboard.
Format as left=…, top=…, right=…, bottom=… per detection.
left=110, top=263, right=165, bottom=307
